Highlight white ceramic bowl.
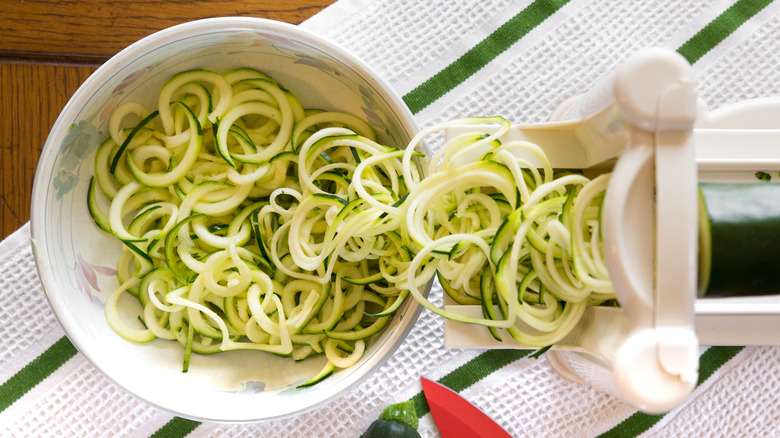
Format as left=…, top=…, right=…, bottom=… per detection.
left=31, top=17, right=422, bottom=423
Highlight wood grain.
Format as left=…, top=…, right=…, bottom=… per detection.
left=0, top=0, right=334, bottom=241
left=0, top=0, right=333, bottom=61
left=0, top=62, right=98, bottom=239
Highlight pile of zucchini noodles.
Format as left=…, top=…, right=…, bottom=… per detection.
left=397, top=118, right=615, bottom=347
left=89, top=67, right=614, bottom=387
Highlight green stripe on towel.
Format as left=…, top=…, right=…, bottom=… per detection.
left=596, top=346, right=744, bottom=438
left=412, top=349, right=533, bottom=418
left=677, top=0, right=773, bottom=64
left=150, top=417, right=201, bottom=438
left=402, top=0, right=570, bottom=114
left=0, top=336, right=78, bottom=413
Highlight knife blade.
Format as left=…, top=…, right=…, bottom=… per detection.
left=421, top=377, right=511, bottom=438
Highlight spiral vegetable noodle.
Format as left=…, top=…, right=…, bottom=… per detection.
left=389, top=117, right=616, bottom=347
left=91, top=68, right=617, bottom=385
left=90, top=68, right=422, bottom=385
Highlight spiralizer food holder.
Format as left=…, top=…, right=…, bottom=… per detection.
left=443, top=47, right=780, bottom=413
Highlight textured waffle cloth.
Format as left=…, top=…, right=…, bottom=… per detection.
left=4, top=0, right=780, bottom=436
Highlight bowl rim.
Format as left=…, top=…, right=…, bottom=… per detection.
left=30, top=16, right=423, bottom=423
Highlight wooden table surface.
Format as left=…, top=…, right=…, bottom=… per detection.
left=0, top=0, right=334, bottom=241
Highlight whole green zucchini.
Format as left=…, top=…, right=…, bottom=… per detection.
left=699, top=182, right=780, bottom=297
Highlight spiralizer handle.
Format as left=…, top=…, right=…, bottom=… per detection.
left=602, top=47, right=699, bottom=413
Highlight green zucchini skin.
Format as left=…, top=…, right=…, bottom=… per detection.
left=361, top=400, right=421, bottom=438
left=361, top=419, right=421, bottom=438
left=700, top=182, right=780, bottom=297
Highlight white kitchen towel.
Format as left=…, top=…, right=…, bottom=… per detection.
left=3, top=0, right=780, bottom=436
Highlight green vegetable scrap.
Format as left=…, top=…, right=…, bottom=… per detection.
left=755, top=171, right=771, bottom=181
left=362, top=400, right=421, bottom=438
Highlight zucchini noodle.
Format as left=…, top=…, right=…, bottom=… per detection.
left=91, top=68, right=617, bottom=384
left=391, top=119, right=615, bottom=347
left=90, top=68, right=421, bottom=384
